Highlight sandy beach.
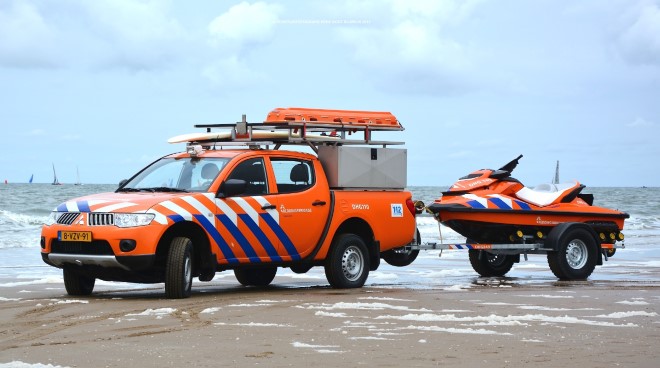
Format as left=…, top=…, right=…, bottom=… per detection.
left=1, top=274, right=659, bottom=368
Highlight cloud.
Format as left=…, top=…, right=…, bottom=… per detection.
left=616, top=0, right=660, bottom=67
left=627, top=116, right=655, bottom=127
left=0, top=0, right=187, bottom=70
left=335, top=0, right=482, bottom=95
left=208, top=1, right=282, bottom=52
left=0, top=1, right=60, bottom=68
left=204, top=2, right=282, bottom=87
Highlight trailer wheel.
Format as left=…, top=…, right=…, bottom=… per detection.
left=468, top=250, right=515, bottom=277
left=234, top=267, right=277, bottom=286
left=383, top=229, right=420, bottom=267
left=325, top=234, right=370, bottom=288
left=63, top=269, right=95, bottom=296
left=547, top=227, right=597, bottom=280
left=165, top=237, right=193, bottom=299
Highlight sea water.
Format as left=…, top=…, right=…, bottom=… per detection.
left=0, top=183, right=659, bottom=290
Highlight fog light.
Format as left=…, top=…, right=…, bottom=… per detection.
left=119, top=239, right=137, bottom=252
left=599, top=233, right=606, bottom=240
left=516, top=230, right=523, bottom=238
left=536, top=231, right=544, bottom=238
left=610, top=233, right=616, bottom=240
left=618, top=233, right=625, bottom=241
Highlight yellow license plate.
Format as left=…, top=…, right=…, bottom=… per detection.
left=59, top=231, right=92, bottom=242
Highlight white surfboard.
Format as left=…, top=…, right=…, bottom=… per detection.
left=168, top=131, right=339, bottom=144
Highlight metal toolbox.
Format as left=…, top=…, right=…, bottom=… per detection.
left=318, top=146, right=407, bottom=189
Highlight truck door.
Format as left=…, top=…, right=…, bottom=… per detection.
left=212, top=157, right=283, bottom=264
left=267, top=158, right=331, bottom=259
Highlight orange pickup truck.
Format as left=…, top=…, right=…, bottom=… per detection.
left=40, top=108, right=419, bottom=298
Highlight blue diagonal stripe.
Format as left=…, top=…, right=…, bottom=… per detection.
left=238, top=214, right=281, bottom=262
left=467, top=200, right=486, bottom=209
left=194, top=214, right=238, bottom=264
left=514, top=200, right=532, bottom=210
left=488, top=198, right=511, bottom=209
left=168, top=214, right=185, bottom=223
left=260, top=213, right=300, bottom=261
left=216, top=214, right=260, bottom=263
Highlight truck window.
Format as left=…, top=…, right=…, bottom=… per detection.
left=226, top=158, right=268, bottom=195
left=271, top=158, right=314, bottom=193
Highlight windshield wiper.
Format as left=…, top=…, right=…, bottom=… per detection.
left=117, top=187, right=141, bottom=192
left=139, top=187, right=188, bottom=193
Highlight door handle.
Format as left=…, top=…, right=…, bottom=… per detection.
left=262, top=204, right=276, bottom=210
left=312, top=200, right=326, bottom=206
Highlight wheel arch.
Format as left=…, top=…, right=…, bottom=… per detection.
left=545, top=222, right=602, bottom=265
left=156, top=221, right=214, bottom=277
left=333, top=217, right=379, bottom=271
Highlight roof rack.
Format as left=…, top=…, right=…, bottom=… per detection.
left=170, top=107, right=405, bottom=152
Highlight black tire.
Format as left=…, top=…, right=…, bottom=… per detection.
left=382, top=229, right=420, bottom=267
left=468, top=249, right=515, bottom=277
left=547, top=227, right=598, bottom=280
left=63, top=269, right=95, bottom=296
left=234, top=267, right=277, bottom=286
left=324, top=234, right=370, bottom=288
left=165, top=237, right=193, bottom=299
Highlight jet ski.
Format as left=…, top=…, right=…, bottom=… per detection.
left=426, top=155, right=629, bottom=280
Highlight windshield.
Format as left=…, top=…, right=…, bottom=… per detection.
left=118, top=157, right=230, bottom=193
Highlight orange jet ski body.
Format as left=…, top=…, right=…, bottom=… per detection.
left=427, top=155, right=629, bottom=244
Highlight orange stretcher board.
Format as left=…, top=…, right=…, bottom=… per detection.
left=265, top=107, right=403, bottom=130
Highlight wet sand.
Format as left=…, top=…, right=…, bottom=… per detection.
left=1, top=276, right=659, bottom=368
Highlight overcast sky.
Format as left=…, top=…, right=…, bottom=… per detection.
left=1, top=0, right=659, bottom=187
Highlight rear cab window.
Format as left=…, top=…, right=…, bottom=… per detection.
left=270, top=158, right=315, bottom=194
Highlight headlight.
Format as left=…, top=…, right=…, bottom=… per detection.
left=114, top=213, right=155, bottom=228
left=44, top=211, right=62, bottom=226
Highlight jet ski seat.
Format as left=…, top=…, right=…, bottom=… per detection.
left=515, top=182, right=580, bottom=207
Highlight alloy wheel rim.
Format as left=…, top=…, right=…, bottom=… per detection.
left=566, top=239, right=588, bottom=269
left=341, top=246, right=363, bottom=282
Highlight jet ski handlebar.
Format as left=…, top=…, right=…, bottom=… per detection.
left=498, top=154, right=523, bottom=174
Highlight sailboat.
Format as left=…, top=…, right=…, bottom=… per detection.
left=74, top=166, right=82, bottom=186
left=29, top=174, right=34, bottom=184
left=552, top=160, right=559, bottom=184
left=52, top=163, right=62, bottom=185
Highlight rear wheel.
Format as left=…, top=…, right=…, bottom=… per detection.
left=547, top=227, right=597, bottom=280
left=165, top=237, right=193, bottom=299
left=234, top=267, right=278, bottom=286
left=325, top=234, right=370, bottom=288
left=63, top=269, right=95, bottom=296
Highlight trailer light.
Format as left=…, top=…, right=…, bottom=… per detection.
left=618, top=233, right=624, bottom=240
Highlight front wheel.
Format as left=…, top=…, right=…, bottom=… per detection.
left=234, top=267, right=277, bottom=286
left=165, top=237, right=193, bottom=299
left=325, top=234, right=370, bottom=288
left=547, top=227, right=598, bottom=280
left=63, top=269, right=95, bottom=296
left=468, top=249, right=515, bottom=277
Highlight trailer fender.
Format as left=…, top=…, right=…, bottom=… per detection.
left=545, top=222, right=602, bottom=265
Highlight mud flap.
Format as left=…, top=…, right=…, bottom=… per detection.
left=369, top=240, right=381, bottom=271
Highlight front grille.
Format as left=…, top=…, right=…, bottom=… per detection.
left=89, top=213, right=114, bottom=226
left=51, top=240, right=114, bottom=255
left=57, top=212, right=80, bottom=225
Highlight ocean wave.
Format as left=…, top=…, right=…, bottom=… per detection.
left=0, top=209, right=48, bottom=227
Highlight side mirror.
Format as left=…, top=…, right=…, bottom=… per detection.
left=219, top=179, right=247, bottom=197
left=118, top=179, right=128, bottom=188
